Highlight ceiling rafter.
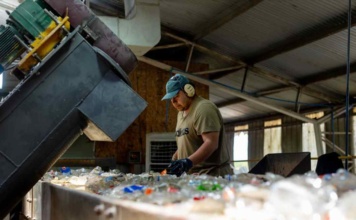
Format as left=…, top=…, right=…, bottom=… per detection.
left=299, top=62, right=356, bottom=85
left=216, top=84, right=344, bottom=108
left=193, top=0, right=264, bottom=41
left=219, top=85, right=344, bottom=109
left=89, top=0, right=125, bottom=17
left=185, top=44, right=195, bottom=72
left=161, top=31, right=340, bottom=103
left=205, top=69, right=241, bottom=81
left=150, top=43, right=187, bottom=51
left=246, top=10, right=356, bottom=64
left=138, top=56, right=316, bottom=123
left=256, top=86, right=295, bottom=96
left=193, top=66, right=244, bottom=75
left=225, top=104, right=341, bottom=126
left=217, top=62, right=356, bottom=108
left=216, top=86, right=301, bottom=108
left=215, top=97, right=245, bottom=108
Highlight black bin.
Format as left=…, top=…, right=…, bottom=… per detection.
left=249, top=152, right=311, bottom=177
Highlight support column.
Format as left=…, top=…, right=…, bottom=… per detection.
left=313, top=122, right=323, bottom=156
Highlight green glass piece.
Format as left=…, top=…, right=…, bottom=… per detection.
left=196, top=182, right=223, bottom=191
left=211, top=184, right=222, bottom=191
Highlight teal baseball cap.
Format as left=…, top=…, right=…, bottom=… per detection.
left=161, top=74, right=189, bottom=100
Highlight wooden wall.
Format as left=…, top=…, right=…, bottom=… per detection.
left=95, top=61, right=209, bottom=170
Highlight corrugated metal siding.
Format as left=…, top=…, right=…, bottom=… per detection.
left=257, top=28, right=356, bottom=79
left=262, top=90, right=328, bottom=109
left=214, top=70, right=282, bottom=93
left=325, top=115, right=348, bottom=154
left=282, top=116, right=303, bottom=152
left=222, top=102, right=274, bottom=123
left=211, top=85, right=327, bottom=123
left=1, top=0, right=354, bottom=124
left=195, top=0, right=356, bottom=122
left=202, top=0, right=353, bottom=59
left=159, top=0, right=237, bottom=35
left=219, top=106, right=246, bottom=118
left=248, top=120, right=264, bottom=169
left=313, top=73, right=356, bottom=97
left=238, top=92, right=320, bottom=112
left=208, top=68, right=284, bottom=104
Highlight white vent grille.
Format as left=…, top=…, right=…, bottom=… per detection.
left=146, top=132, right=176, bottom=172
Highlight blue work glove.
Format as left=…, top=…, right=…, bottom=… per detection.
left=167, top=158, right=193, bottom=177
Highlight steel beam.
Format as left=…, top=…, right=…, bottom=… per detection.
left=138, top=56, right=316, bottom=124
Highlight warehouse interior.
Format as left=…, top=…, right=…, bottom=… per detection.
left=1, top=0, right=356, bottom=219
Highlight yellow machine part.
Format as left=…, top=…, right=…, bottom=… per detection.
left=18, top=16, right=70, bottom=73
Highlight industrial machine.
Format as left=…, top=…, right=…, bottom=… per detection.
left=0, top=0, right=147, bottom=218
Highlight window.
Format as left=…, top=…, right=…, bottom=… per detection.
left=264, top=119, right=282, bottom=155
left=233, top=125, right=248, bottom=171
left=302, top=112, right=325, bottom=171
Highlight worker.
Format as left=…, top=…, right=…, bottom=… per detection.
left=162, top=74, right=233, bottom=177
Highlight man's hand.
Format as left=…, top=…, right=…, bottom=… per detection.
left=167, top=158, right=193, bottom=177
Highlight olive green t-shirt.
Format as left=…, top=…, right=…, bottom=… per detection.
left=175, top=96, right=233, bottom=176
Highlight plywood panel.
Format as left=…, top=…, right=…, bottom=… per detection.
left=95, top=61, right=209, bottom=168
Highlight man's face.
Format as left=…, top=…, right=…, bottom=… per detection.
left=171, top=90, right=191, bottom=111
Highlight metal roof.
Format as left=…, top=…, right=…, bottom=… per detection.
left=156, top=0, right=356, bottom=124
left=1, top=0, right=356, bottom=124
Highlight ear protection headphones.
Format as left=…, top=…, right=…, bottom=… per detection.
left=183, top=83, right=195, bottom=97
left=170, top=74, right=196, bottom=98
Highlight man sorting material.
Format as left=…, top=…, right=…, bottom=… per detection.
left=161, top=74, right=233, bottom=177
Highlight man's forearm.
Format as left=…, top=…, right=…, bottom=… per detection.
left=188, top=132, right=219, bottom=165
left=172, top=150, right=178, bottom=161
